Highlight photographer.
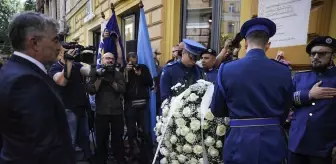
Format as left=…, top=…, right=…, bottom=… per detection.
left=87, top=52, right=126, bottom=164
left=49, top=46, right=94, bottom=163
left=124, top=52, right=153, bottom=163
left=215, top=33, right=242, bottom=68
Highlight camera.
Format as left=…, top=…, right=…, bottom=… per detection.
left=61, top=42, right=96, bottom=65
left=230, top=32, right=243, bottom=50
left=132, top=64, right=141, bottom=70
left=96, top=64, right=116, bottom=77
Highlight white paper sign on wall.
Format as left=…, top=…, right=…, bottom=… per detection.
left=258, top=0, right=312, bottom=48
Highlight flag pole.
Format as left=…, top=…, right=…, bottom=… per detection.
left=139, top=0, right=144, bottom=8
left=111, top=2, right=115, bottom=12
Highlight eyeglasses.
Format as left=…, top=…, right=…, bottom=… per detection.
left=104, top=57, right=114, bottom=60
left=309, top=51, right=333, bottom=57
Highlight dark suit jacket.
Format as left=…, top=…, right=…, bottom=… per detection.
left=0, top=55, right=75, bottom=164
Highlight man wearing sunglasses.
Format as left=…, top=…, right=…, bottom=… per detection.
left=289, top=36, right=336, bottom=164
left=160, top=39, right=207, bottom=100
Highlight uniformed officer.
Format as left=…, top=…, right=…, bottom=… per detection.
left=211, top=17, right=293, bottom=164
left=160, top=39, right=206, bottom=100
left=201, top=48, right=218, bottom=84
left=289, top=36, right=336, bottom=164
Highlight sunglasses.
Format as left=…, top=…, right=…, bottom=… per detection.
left=309, top=51, right=333, bottom=57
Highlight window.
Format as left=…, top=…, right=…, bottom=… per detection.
left=182, top=0, right=213, bottom=48
left=220, top=1, right=241, bottom=48
left=86, top=0, right=92, bottom=15
left=229, top=4, right=235, bottom=13
left=122, top=15, right=136, bottom=48
left=228, top=22, right=234, bottom=33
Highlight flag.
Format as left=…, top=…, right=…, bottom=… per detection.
left=98, top=9, right=126, bottom=68
left=137, top=6, right=158, bottom=143
left=96, top=20, right=107, bottom=69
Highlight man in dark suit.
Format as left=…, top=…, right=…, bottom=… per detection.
left=0, top=11, right=75, bottom=164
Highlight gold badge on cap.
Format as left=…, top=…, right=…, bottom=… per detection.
left=326, top=38, right=332, bottom=44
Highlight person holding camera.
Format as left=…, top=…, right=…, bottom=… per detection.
left=49, top=45, right=94, bottom=163
left=124, top=52, right=154, bottom=163
left=87, top=52, right=126, bottom=164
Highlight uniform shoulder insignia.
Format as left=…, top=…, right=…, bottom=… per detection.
left=166, top=61, right=178, bottom=67
left=221, top=59, right=235, bottom=66
left=270, top=59, right=290, bottom=68
left=295, top=70, right=312, bottom=73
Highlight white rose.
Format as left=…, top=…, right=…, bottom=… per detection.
left=165, top=140, right=173, bottom=149
left=199, top=158, right=204, bottom=164
left=204, top=136, right=215, bottom=147
left=216, top=125, right=227, bottom=136
left=189, top=158, right=198, bottom=163
left=193, top=145, right=203, bottom=154
left=216, top=140, right=223, bottom=148
left=174, top=101, right=183, bottom=110
left=177, top=154, right=187, bottom=163
left=162, top=107, right=169, bottom=117
left=173, top=110, right=182, bottom=118
left=160, top=147, right=169, bottom=157
left=202, top=121, right=209, bottom=130
left=156, top=136, right=162, bottom=143
left=185, top=133, right=196, bottom=144
left=182, top=107, right=192, bottom=117
left=176, top=128, right=181, bottom=136
left=180, top=126, right=190, bottom=136
left=160, top=157, right=168, bottom=164
left=176, top=145, right=182, bottom=153
left=188, top=93, right=199, bottom=102
left=170, top=152, right=177, bottom=159
left=171, top=160, right=179, bottom=164
left=183, top=88, right=191, bottom=98
left=208, top=147, right=219, bottom=157
left=190, top=120, right=201, bottom=131
left=170, top=135, right=178, bottom=144
left=205, top=111, right=214, bottom=121
left=175, top=118, right=186, bottom=128
left=182, top=144, right=193, bottom=153
left=155, top=123, right=162, bottom=132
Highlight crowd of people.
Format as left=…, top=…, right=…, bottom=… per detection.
left=0, top=10, right=336, bottom=164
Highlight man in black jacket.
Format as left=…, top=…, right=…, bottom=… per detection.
left=124, top=52, right=153, bottom=163
left=88, top=52, right=125, bottom=164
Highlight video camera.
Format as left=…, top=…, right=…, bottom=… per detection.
left=61, top=42, right=96, bottom=65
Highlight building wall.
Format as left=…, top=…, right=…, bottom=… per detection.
left=239, top=0, right=336, bottom=68
left=64, top=0, right=179, bottom=65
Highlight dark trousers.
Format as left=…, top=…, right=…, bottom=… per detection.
left=95, top=114, right=125, bottom=164
left=125, top=102, right=153, bottom=163
left=0, top=135, right=2, bottom=152
left=289, top=151, right=331, bottom=164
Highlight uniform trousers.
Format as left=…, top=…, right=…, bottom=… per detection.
left=95, top=113, right=125, bottom=164
left=289, top=151, right=331, bottom=164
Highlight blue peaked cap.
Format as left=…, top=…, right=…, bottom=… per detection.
left=240, top=17, right=276, bottom=38
left=183, top=39, right=206, bottom=56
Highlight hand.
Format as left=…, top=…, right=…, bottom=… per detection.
left=309, top=81, right=336, bottom=100
left=233, top=47, right=240, bottom=56
left=111, top=32, right=119, bottom=42
left=126, top=63, right=133, bottom=71
left=134, top=68, right=141, bottom=75
left=224, top=39, right=232, bottom=50
left=332, top=147, right=336, bottom=164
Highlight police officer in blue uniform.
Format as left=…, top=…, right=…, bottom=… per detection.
left=289, top=36, right=336, bottom=164
left=201, top=48, right=218, bottom=84
left=211, top=17, right=293, bottom=164
left=160, top=39, right=206, bottom=100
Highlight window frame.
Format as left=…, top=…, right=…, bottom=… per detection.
left=181, top=0, right=222, bottom=53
